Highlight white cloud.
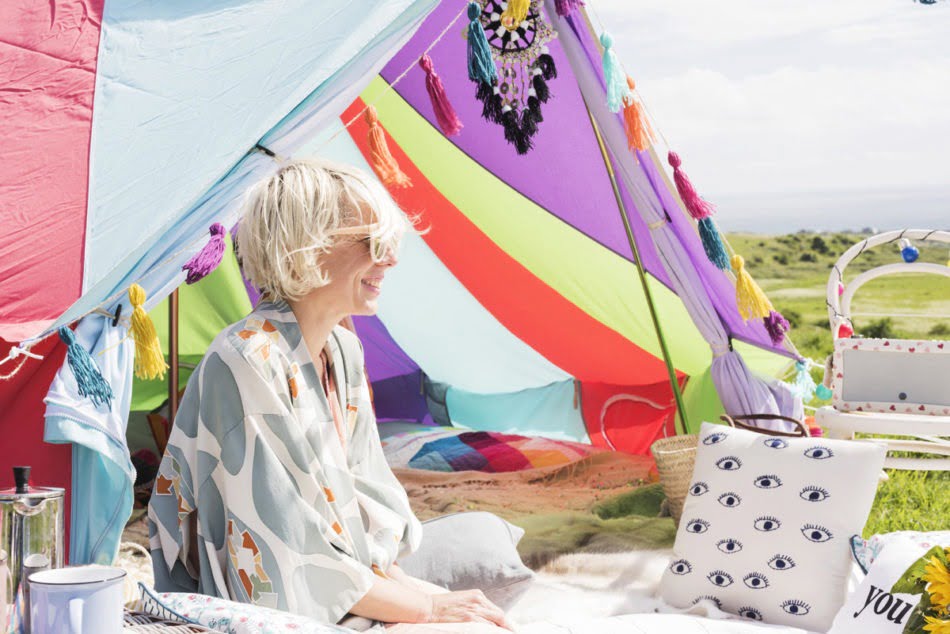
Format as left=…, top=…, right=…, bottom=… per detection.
left=588, top=0, right=950, bottom=195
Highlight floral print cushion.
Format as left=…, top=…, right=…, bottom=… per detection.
left=138, top=583, right=358, bottom=633
left=850, top=531, right=950, bottom=574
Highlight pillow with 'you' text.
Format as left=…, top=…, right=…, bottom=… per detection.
left=659, top=422, right=886, bottom=632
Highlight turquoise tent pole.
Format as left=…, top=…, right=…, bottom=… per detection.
left=585, top=104, right=690, bottom=436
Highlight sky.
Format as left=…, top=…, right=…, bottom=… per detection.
left=592, top=0, right=950, bottom=208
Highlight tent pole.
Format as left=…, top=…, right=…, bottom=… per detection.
left=168, top=288, right=180, bottom=424
left=585, top=104, right=690, bottom=435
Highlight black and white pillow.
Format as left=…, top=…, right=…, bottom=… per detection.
left=829, top=540, right=937, bottom=633
left=659, top=422, right=886, bottom=632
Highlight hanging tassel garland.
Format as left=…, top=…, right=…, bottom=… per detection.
left=732, top=255, right=773, bottom=321
left=622, top=77, right=654, bottom=151
left=365, top=106, right=412, bottom=188
left=698, top=218, right=731, bottom=272
left=555, top=0, right=585, bottom=18
left=668, top=152, right=715, bottom=220
left=128, top=284, right=168, bottom=380
left=790, top=360, right=817, bottom=402
left=58, top=327, right=114, bottom=407
left=500, top=0, right=530, bottom=29
left=467, top=2, right=497, bottom=85
left=601, top=32, right=633, bottom=112
left=182, top=223, right=226, bottom=284
left=763, top=310, right=790, bottom=346
left=420, top=55, right=463, bottom=137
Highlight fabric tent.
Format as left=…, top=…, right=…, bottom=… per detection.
left=0, top=0, right=799, bottom=565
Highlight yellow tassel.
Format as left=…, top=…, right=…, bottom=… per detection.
left=501, top=0, right=530, bottom=29
left=128, top=283, right=168, bottom=380
left=364, top=106, right=411, bottom=188
left=732, top=255, right=773, bottom=321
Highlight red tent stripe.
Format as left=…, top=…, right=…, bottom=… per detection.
left=344, top=98, right=682, bottom=386
left=0, top=1, right=106, bottom=341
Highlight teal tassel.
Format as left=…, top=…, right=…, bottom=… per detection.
left=601, top=32, right=633, bottom=112
left=467, top=3, right=497, bottom=85
left=698, top=217, right=731, bottom=271
left=58, top=326, right=114, bottom=407
left=790, top=360, right=816, bottom=402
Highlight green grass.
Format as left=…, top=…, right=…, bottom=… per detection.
left=865, top=469, right=950, bottom=535
left=727, top=231, right=950, bottom=535
left=514, top=512, right=676, bottom=569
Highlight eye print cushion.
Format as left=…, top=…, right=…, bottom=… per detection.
left=659, top=422, right=886, bottom=632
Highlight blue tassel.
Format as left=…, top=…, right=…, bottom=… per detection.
left=698, top=217, right=731, bottom=271
left=467, top=2, right=497, bottom=85
left=58, top=327, right=114, bottom=407
left=601, top=32, right=633, bottom=112
left=790, top=360, right=816, bottom=402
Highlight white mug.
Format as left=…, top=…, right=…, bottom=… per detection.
left=29, top=565, right=126, bottom=634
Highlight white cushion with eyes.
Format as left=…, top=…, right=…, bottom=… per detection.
left=659, top=422, right=886, bottom=632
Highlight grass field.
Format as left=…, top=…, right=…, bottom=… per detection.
left=727, top=232, right=950, bottom=535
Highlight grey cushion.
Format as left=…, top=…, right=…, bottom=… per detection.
left=398, top=512, right=535, bottom=610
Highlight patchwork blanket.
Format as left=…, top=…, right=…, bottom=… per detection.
left=381, top=426, right=604, bottom=473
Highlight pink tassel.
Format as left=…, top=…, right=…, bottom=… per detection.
left=182, top=223, right=226, bottom=284
left=419, top=54, right=463, bottom=137
left=764, top=310, right=790, bottom=346
left=555, top=0, right=585, bottom=17
left=668, top=151, right=715, bottom=220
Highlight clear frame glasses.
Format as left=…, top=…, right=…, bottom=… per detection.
left=330, top=223, right=397, bottom=261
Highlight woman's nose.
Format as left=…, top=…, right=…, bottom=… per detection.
left=380, top=243, right=399, bottom=267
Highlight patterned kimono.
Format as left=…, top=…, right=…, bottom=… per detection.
left=148, top=300, right=422, bottom=625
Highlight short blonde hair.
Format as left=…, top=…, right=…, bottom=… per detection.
left=236, top=158, right=410, bottom=301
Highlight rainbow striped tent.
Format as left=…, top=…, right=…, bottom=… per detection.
left=0, top=0, right=798, bottom=564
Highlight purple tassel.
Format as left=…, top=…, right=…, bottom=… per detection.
left=764, top=310, right=790, bottom=345
left=555, top=0, right=585, bottom=17
left=668, top=151, right=715, bottom=220
left=420, top=54, right=463, bottom=137
left=183, top=223, right=226, bottom=284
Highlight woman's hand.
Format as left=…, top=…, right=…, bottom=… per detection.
left=427, top=590, right=513, bottom=630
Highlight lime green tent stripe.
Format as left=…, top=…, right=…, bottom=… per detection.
left=364, top=78, right=709, bottom=375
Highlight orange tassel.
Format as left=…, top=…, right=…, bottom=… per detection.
left=622, top=76, right=654, bottom=152
left=364, top=106, right=411, bottom=188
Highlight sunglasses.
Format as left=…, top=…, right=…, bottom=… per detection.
left=331, top=223, right=397, bottom=261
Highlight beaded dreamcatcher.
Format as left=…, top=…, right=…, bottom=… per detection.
left=470, top=0, right=558, bottom=154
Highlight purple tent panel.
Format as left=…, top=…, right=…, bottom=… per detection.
left=352, top=315, right=433, bottom=422
left=380, top=1, right=672, bottom=289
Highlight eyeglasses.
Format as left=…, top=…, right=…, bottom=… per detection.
left=330, top=223, right=397, bottom=261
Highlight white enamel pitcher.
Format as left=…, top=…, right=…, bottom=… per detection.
left=28, top=565, right=126, bottom=634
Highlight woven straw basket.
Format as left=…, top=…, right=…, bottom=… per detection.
left=650, top=433, right=698, bottom=527
left=650, top=415, right=808, bottom=527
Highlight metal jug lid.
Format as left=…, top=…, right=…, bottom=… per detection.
left=0, top=465, right=64, bottom=502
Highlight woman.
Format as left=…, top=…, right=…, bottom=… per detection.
left=148, top=159, right=512, bottom=631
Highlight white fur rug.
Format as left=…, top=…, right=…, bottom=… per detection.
left=508, top=550, right=819, bottom=634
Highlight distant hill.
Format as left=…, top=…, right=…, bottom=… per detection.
left=726, top=232, right=950, bottom=362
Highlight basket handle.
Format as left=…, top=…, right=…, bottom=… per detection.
left=720, top=414, right=809, bottom=438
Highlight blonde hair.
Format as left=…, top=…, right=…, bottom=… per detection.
left=236, top=158, right=411, bottom=302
